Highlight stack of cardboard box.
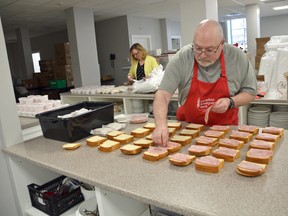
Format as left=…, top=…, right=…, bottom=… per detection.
left=255, top=37, right=270, bottom=70
left=53, top=42, right=74, bottom=87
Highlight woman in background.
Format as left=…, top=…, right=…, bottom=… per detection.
left=127, top=43, right=158, bottom=81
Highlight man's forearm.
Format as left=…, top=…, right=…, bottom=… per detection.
left=232, top=92, right=256, bottom=107
left=153, top=90, right=172, bottom=127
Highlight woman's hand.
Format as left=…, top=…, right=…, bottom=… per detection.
left=127, top=75, right=133, bottom=82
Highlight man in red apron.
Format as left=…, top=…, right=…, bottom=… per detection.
left=176, top=52, right=238, bottom=126
left=152, top=19, right=257, bottom=146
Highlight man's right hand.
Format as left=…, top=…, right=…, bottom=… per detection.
left=152, top=126, right=169, bottom=147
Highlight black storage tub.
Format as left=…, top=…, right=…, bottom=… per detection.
left=37, top=101, right=114, bottom=142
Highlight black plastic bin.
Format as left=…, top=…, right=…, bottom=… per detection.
left=27, top=175, right=84, bottom=216
left=37, top=101, right=114, bottom=142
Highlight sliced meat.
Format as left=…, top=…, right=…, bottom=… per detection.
left=237, top=160, right=263, bottom=172
left=188, top=145, right=210, bottom=152
left=262, top=127, right=283, bottom=135
left=219, top=138, right=241, bottom=146
left=147, top=146, right=167, bottom=154
left=239, top=125, right=258, bottom=131
left=250, top=140, right=274, bottom=148
left=196, top=136, right=215, bottom=143
left=231, top=130, right=250, bottom=137
left=196, top=156, right=220, bottom=166
left=255, top=133, right=278, bottom=141
left=169, top=153, right=191, bottom=162
left=213, top=147, right=238, bottom=156
left=247, top=148, right=273, bottom=158
left=210, top=125, right=229, bottom=131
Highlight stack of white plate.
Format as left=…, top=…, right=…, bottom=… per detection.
left=269, top=112, right=288, bottom=129
left=132, top=99, right=144, bottom=113
left=248, top=106, right=271, bottom=127
left=252, top=104, right=273, bottom=110
left=273, top=104, right=288, bottom=112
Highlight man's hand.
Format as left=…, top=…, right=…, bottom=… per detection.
left=152, top=125, right=169, bottom=147
left=211, top=98, right=230, bottom=113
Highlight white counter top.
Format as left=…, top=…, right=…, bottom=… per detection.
left=3, top=122, right=288, bottom=216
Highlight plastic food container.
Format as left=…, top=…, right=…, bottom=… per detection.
left=37, top=102, right=114, bottom=142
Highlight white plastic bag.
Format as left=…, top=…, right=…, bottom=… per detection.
left=132, top=64, right=164, bottom=93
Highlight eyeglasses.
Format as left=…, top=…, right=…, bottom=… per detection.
left=192, top=41, right=222, bottom=55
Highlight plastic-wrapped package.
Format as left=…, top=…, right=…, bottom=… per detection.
left=103, top=122, right=126, bottom=130
left=90, top=127, right=113, bottom=136
left=258, top=51, right=277, bottom=91
left=265, top=35, right=288, bottom=52
left=132, top=64, right=164, bottom=93
left=274, top=47, right=288, bottom=97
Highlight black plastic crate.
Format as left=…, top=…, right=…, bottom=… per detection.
left=37, top=101, right=114, bottom=142
left=27, top=176, right=84, bottom=216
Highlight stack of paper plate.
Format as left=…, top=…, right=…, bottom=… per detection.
left=273, top=104, right=288, bottom=112
left=248, top=106, right=271, bottom=127
left=269, top=112, right=288, bottom=129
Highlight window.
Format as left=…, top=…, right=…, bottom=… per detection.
left=32, top=52, right=41, bottom=73
left=226, top=18, right=247, bottom=52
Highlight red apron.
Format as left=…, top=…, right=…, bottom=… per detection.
left=176, top=52, right=238, bottom=126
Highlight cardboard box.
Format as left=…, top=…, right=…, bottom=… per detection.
left=53, top=65, right=73, bottom=80
left=284, top=71, right=288, bottom=98
left=56, top=55, right=71, bottom=65
left=255, top=56, right=262, bottom=69
left=54, top=43, right=70, bottom=56
left=22, top=79, right=39, bottom=89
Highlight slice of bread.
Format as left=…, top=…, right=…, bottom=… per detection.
left=168, top=127, right=177, bottom=137
left=262, top=126, right=284, bottom=136
left=142, top=146, right=169, bottom=161
left=238, top=125, right=259, bottom=135
left=212, top=147, right=240, bottom=162
left=120, top=144, right=142, bottom=155
left=195, top=136, right=218, bottom=147
left=131, top=128, right=150, bottom=138
left=169, top=153, right=196, bottom=166
left=106, top=130, right=125, bottom=139
left=179, top=129, right=199, bottom=138
left=167, top=122, right=182, bottom=130
left=113, top=134, right=134, bottom=144
left=195, top=156, right=224, bottom=173
left=62, top=143, right=81, bottom=150
left=145, top=134, right=153, bottom=140
left=143, top=123, right=156, bottom=131
left=218, top=138, right=244, bottom=150
left=236, top=160, right=267, bottom=177
left=86, top=135, right=107, bottom=147
left=246, top=148, right=273, bottom=164
left=249, top=140, right=275, bottom=150
left=210, top=125, right=230, bottom=134
left=188, top=145, right=212, bottom=156
left=185, top=123, right=205, bottom=131
left=165, top=141, right=182, bottom=153
left=170, top=135, right=192, bottom=146
left=204, top=130, right=225, bottom=139
left=255, top=133, right=280, bottom=143
left=134, top=139, right=154, bottom=148
left=99, top=140, right=120, bottom=152
left=230, top=130, right=253, bottom=143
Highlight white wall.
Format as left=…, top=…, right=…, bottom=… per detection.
left=127, top=15, right=162, bottom=50
left=95, top=16, right=130, bottom=86
left=0, top=16, right=23, bottom=216
left=260, top=14, right=288, bottom=37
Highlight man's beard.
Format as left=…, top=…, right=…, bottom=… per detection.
left=197, top=57, right=214, bottom=67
